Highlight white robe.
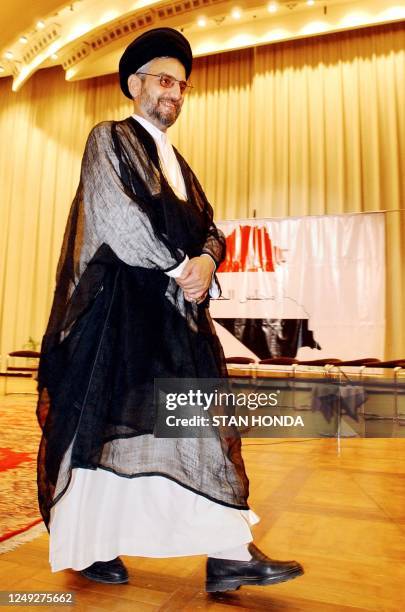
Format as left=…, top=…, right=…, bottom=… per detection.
left=49, top=467, right=259, bottom=571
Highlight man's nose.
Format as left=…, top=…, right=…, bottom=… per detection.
left=170, top=82, right=183, bottom=99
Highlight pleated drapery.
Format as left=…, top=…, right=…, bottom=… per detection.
left=0, top=22, right=404, bottom=361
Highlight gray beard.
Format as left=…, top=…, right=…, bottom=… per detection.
left=140, top=89, right=181, bottom=128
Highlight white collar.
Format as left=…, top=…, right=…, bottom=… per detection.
left=131, top=113, right=167, bottom=145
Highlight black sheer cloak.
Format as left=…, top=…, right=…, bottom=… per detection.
left=36, top=116, right=249, bottom=530
left=40, top=117, right=225, bottom=353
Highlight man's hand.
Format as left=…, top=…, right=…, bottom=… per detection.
left=176, top=255, right=215, bottom=302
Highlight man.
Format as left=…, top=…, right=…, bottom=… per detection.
left=36, top=27, right=303, bottom=593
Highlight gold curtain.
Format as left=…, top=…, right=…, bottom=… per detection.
left=0, top=22, right=403, bottom=361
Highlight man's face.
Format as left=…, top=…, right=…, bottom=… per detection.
left=136, top=57, right=187, bottom=130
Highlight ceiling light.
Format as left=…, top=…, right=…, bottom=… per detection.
left=5, top=51, right=13, bottom=59
left=197, top=16, right=207, bottom=27
left=51, top=53, right=58, bottom=60
left=267, top=2, right=278, bottom=12
left=306, top=0, right=315, bottom=5
left=231, top=7, right=242, bottom=19
left=19, top=36, right=28, bottom=44
left=65, top=67, right=76, bottom=80
left=0, top=66, right=5, bottom=72
left=37, top=21, right=45, bottom=29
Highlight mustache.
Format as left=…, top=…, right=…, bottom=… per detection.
left=158, top=96, right=181, bottom=109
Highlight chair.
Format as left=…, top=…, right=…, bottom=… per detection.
left=4, top=350, right=40, bottom=395
left=297, top=358, right=342, bottom=366
left=225, top=356, right=256, bottom=364
left=358, top=360, right=405, bottom=425
left=338, top=358, right=381, bottom=366
left=364, top=360, right=405, bottom=369
left=258, top=357, right=298, bottom=365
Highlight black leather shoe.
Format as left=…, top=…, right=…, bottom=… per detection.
left=206, top=543, right=304, bottom=592
left=80, top=557, right=129, bottom=584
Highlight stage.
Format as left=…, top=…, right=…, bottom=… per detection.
left=1, top=391, right=404, bottom=611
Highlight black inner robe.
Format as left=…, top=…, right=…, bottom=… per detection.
left=36, top=117, right=250, bottom=531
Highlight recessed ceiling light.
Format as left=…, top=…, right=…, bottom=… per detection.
left=51, top=53, right=58, bottom=60
left=231, top=7, right=242, bottom=19
left=37, top=21, right=45, bottom=29
left=197, top=16, right=207, bottom=27
left=267, top=2, right=278, bottom=12
left=306, top=0, right=315, bottom=5
left=5, top=51, right=13, bottom=59
left=0, top=66, right=5, bottom=72
left=19, top=36, right=28, bottom=44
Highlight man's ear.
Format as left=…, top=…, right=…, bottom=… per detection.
left=127, top=74, right=142, bottom=99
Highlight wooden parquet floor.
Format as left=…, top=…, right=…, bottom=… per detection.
left=0, top=388, right=404, bottom=611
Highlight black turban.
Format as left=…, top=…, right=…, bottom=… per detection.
left=119, top=27, right=193, bottom=99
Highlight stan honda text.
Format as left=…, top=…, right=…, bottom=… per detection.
left=165, top=415, right=305, bottom=427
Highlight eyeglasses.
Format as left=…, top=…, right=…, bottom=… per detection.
left=136, top=72, right=193, bottom=95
